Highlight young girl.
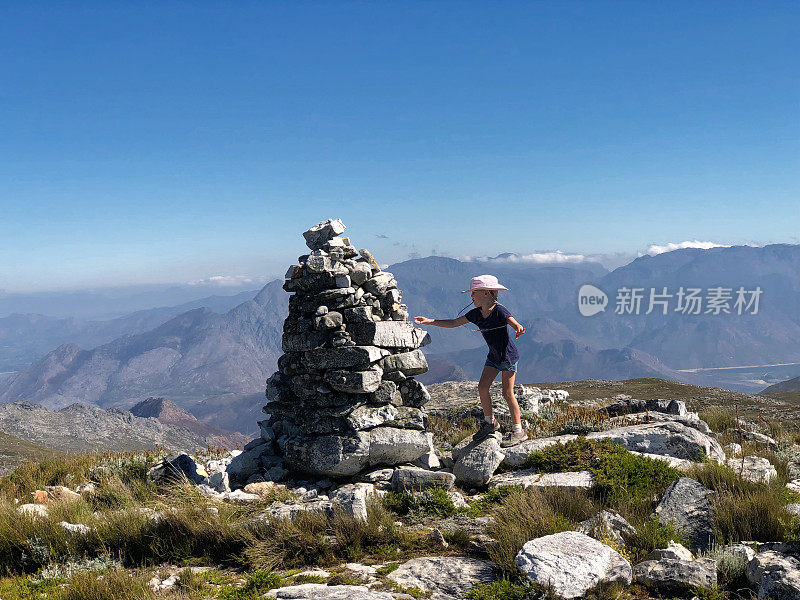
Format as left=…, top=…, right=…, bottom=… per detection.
left=414, top=275, right=528, bottom=447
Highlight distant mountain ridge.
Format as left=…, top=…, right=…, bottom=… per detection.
left=558, top=244, right=800, bottom=369
left=0, top=289, right=259, bottom=371
left=762, top=375, right=800, bottom=395
left=1, top=244, right=798, bottom=430
left=0, top=401, right=210, bottom=455
left=129, top=397, right=248, bottom=448
left=0, top=280, right=287, bottom=424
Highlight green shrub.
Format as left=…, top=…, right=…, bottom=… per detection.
left=465, top=577, right=533, bottom=600
left=62, top=568, right=155, bottom=600
left=242, top=569, right=284, bottom=593
left=383, top=487, right=457, bottom=519
left=376, top=561, right=400, bottom=576
left=689, top=461, right=790, bottom=544
left=464, top=486, right=521, bottom=517
left=693, top=584, right=726, bottom=600
left=698, top=408, right=738, bottom=434
left=524, top=437, right=681, bottom=516
left=623, top=517, right=688, bottom=564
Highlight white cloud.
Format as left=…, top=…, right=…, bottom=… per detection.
left=187, top=275, right=259, bottom=286
left=463, top=251, right=588, bottom=264
left=639, top=241, right=733, bottom=257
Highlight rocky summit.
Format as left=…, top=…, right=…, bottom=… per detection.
left=261, top=218, right=435, bottom=478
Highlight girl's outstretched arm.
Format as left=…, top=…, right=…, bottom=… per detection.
left=507, top=316, right=525, bottom=338
left=414, top=315, right=469, bottom=328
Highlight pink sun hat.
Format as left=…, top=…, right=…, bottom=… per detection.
left=461, top=274, right=509, bottom=293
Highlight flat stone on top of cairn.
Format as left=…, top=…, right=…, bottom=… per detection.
left=263, top=218, right=433, bottom=478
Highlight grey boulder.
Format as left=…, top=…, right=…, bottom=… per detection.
left=381, top=349, right=429, bottom=376
left=515, top=531, right=632, bottom=599
left=387, top=556, right=496, bottom=600
left=452, top=434, right=505, bottom=488
left=587, top=421, right=725, bottom=463
left=725, top=455, right=778, bottom=484
left=266, top=584, right=394, bottom=599
left=148, top=453, right=204, bottom=485
left=747, top=551, right=800, bottom=600
left=329, top=483, right=375, bottom=522
left=654, top=477, right=715, bottom=551
left=391, top=467, right=456, bottom=492
left=489, top=469, right=594, bottom=490
left=633, top=557, right=717, bottom=592
left=575, top=510, right=636, bottom=546
left=324, top=368, right=383, bottom=394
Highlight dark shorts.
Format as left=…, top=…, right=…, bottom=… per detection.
left=484, top=358, right=518, bottom=372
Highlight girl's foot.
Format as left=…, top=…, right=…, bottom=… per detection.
left=500, top=429, right=529, bottom=447
left=473, top=419, right=500, bottom=441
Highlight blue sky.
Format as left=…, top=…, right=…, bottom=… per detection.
left=1, top=1, right=798, bottom=291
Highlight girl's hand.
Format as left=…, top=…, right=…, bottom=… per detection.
left=414, top=316, right=434, bottom=325
left=515, top=325, right=525, bottom=338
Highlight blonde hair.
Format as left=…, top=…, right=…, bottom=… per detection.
left=488, top=290, right=499, bottom=301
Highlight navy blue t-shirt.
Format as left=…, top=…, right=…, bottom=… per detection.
left=464, top=303, right=519, bottom=365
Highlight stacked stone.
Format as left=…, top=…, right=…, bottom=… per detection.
left=264, top=219, right=434, bottom=478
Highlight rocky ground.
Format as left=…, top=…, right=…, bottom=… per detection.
left=3, top=378, right=800, bottom=599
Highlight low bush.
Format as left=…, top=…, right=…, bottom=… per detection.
left=689, top=461, right=790, bottom=544
left=623, top=517, right=688, bottom=564
left=428, top=414, right=479, bottom=448
left=383, top=487, right=457, bottom=519
left=697, top=408, right=738, bottom=434
left=465, top=577, right=533, bottom=600
left=463, top=486, right=521, bottom=517
left=244, top=499, right=423, bottom=570
left=523, top=437, right=681, bottom=517
left=528, top=402, right=611, bottom=437
left=62, top=568, right=155, bottom=600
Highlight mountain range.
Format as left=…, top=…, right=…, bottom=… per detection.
left=0, top=290, right=258, bottom=372
left=0, top=401, right=223, bottom=456
left=1, top=245, right=799, bottom=435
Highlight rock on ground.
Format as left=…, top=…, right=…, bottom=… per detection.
left=452, top=434, right=504, bottom=488
left=260, top=500, right=335, bottom=521
left=575, top=510, right=636, bottom=546
left=18, top=503, right=48, bottom=518
left=266, top=583, right=394, bottom=599
left=514, top=531, right=632, bottom=599
left=387, top=556, right=496, bottom=600
left=148, top=453, right=205, bottom=485
left=633, top=557, right=717, bottom=592
left=654, top=477, right=715, bottom=551
left=329, top=483, right=375, bottom=522
left=747, top=551, right=800, bottom=600
left=648, top=540, right=694, bottom=561
left=489, top=469, right=594, bottom=490
left=391, top=467, right=455, bottom=491
left=586, top=421, right=725, bottom=463
left=725, top=455, right=778, bottom=484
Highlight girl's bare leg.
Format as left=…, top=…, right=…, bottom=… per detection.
left=477, top=366, right=499, bottom=418
left=502, top=370, right=522, bottom=426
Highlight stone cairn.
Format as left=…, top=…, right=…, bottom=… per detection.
left=263, top=218, right=435, bottom=479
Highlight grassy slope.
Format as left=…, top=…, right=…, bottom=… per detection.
left=0, top=430, right=63, bottom=475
